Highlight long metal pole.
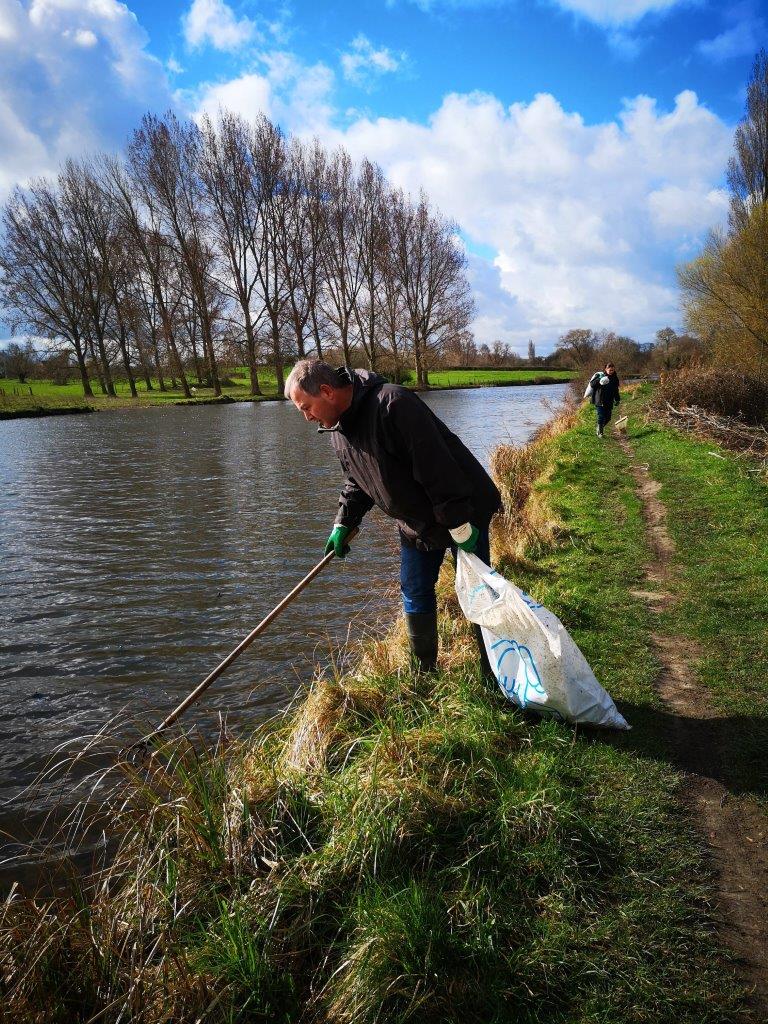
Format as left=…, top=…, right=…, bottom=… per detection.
left=130, top=535, right=354, bottom=751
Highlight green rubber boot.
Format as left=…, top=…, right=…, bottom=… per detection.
left=405, top=611, right=439, bottom=673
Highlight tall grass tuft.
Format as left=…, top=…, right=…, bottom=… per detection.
left=490, top=402, right=579, bottom=565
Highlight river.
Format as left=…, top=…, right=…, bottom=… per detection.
left=0, top=383, right=567, bottom=878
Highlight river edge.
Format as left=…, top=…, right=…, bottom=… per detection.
left=2, top=391, right=762, bottom=1021
left=0, top=374, right=575, bottom=420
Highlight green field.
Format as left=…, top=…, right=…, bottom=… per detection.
left=0, top=366, right=575, bottom=416
left=0, top=366, right=284, bottom=413
left=423, top=368, right=575, bottom=387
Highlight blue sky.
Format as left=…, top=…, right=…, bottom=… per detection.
left=1, top=0, right=766, bottom=351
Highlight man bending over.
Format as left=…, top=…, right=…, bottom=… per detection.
left=285, top=359, right=501, bottom=674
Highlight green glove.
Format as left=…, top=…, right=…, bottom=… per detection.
left=325, top=524, right=351, bottom=558
left=449, top=522, right=479, bottom=553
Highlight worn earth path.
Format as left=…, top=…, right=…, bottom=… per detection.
left=615, top=431, right=768, bottom=1018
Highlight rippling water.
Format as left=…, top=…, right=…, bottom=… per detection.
left=0, top=383, right=566, bottom=874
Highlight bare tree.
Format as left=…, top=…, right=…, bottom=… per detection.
left=0, top=180, right=93, bottom=395
left=103, top=154, right=191, bottom=396
left=128, top=112, right=222, bottom=395
left=320, top=148, right=367, bottom=365
left=555, top=328, right=598, bottom=367
left=249, top=115, right=292, bottom=395
left=390, top=191, right=473, bottom=388
left=199, top=110, right=266, bottom=396
left=1, top=108, right=479, bottom=397
left=351, top=159, right=388, bottom=371
left=1, top=339, right=38, bottom=383
left=279, top=138, right=329, bottom=362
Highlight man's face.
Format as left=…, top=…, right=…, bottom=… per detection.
left=606, top=365, right=615, bottom=376
left=290, top=384, right=341, bottom=428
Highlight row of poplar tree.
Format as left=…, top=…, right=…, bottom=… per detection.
left=0, top=110, right=473, bottom=398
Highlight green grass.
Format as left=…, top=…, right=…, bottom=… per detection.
left=620, top=387, right=768, bottom=799
left=0, top=366, right=285, bottom=413
left=0, top=663, right=746, bottom=1023
left=424, top=368, right=575, bottom=388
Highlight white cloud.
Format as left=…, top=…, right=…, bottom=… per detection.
left=188, top=51, right=335, bottom=136
left=341, top=34, right=406, bottom=87
left=549, top=0, right=686, bottom=27
left=399, top=0, right=687, bottom=28
left=0, top=0, right=172, bottom=203
left=697, top=16, right=765, bottom=62
left=328, top=88, right=731, bottom=347
left=0, top=0, right=25, bottom=43
left=647, top=184, right=728, bottom=233
left=64, top=26, right=98, bottom=45
left=181, top=0, right=256, bottom=51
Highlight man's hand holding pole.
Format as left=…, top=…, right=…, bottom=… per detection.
left=325, top=524, right=352, bottom=559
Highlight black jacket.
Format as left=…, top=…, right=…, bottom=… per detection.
left=591, top=372, right=621, bottom=408
left=331, top=370, right=502, bottom=550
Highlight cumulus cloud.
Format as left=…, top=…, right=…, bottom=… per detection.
left=340, top=34, right=406, bottom=88
left=181, top=0, right=256, bottom=52
left=0, top=0, right=172, bottom=202
left=329, top=88, right=731, bottom=346
left=188, top=51, right=335, bottom=135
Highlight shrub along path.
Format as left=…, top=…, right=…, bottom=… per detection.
left=615, top=425, right=768, bottom=1015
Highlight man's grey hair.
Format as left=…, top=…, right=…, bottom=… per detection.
left=284, top=359, right=345, bottom=399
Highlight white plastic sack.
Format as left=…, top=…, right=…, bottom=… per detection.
left=583, top=372, right=609, bottom=399
left=455, top=551, right=629, bottom=729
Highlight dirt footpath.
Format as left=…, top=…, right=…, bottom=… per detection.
left=616, top=432, right=768, bottom=1017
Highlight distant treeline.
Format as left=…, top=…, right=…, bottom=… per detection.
left=0, top=110, right=474, bottom=399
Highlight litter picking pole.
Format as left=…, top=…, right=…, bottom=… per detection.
left=131, top=532, right=356, bottom=751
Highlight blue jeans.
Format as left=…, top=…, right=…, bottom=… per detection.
left=596, top=404, right=614, bottom=429
left=400, top=525, right=491, bottom=614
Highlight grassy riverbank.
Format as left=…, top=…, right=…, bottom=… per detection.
left=2, top=394, right=763, bottom=1022
left=0, top=367, right=575, bottom=417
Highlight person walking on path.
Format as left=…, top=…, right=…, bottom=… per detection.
left=285, top=359, right=502, bottom=675
left=588, top=362, right=621, bottom=437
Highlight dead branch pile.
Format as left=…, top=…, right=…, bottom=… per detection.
left=655, top=401, right=768, bottom=474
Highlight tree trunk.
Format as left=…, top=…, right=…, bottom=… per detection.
left=310, top=308, right=323, bottom=358
left=160, top=307, right=191, bottom=398
left=413, top=336, right=425, bottom=389
left=117, top=326, right=138, bottom=397
left=72, top=332, right=93, bottom=397
left=339, top=321, right=351, bottom=365
left=200, top=313, right=221, bottom=396
left=87, top=335, right=108, bottom=394
left=94, top=329, right=116, bottom=396
left=271, top=318, right=285, bottom=398
left=149, top=323, right=165, bottom=391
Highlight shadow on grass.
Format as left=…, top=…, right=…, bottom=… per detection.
left=589, top=702, right=768, bottom=800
